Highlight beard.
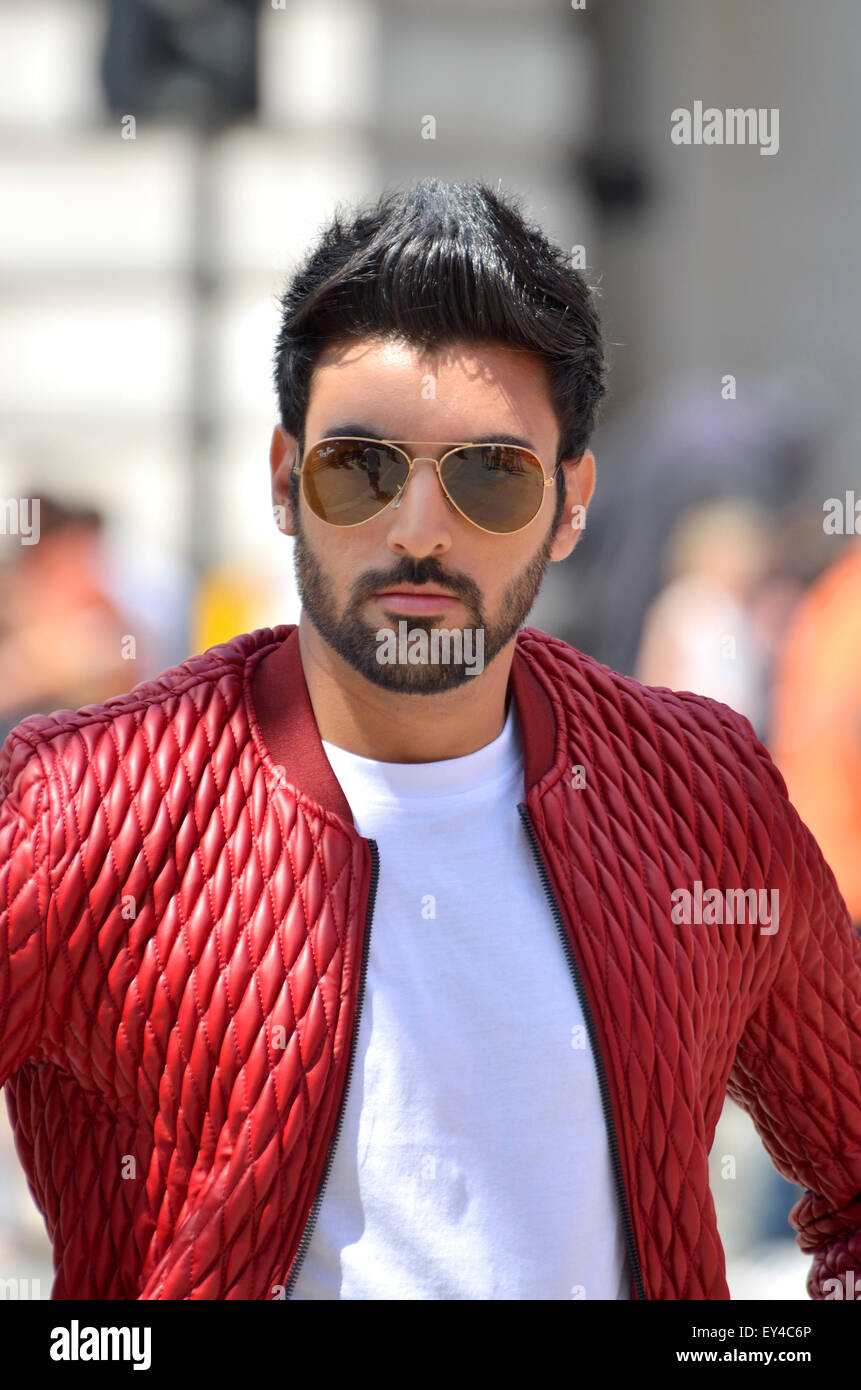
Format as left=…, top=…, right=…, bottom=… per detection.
left=290, top=501, right=559, bottom=694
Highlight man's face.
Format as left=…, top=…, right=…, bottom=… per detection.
left=270, top=336, right=593, bottom=693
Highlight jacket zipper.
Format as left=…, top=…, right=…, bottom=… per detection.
left=517, top=802, right=647, bottom=1301
left=284, top=837, right=380, bottom=1299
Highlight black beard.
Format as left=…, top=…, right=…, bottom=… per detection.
left=290, top=506, right=558, bottom=694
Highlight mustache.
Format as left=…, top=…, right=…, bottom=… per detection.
left=354, top=560, right=482, bottom=606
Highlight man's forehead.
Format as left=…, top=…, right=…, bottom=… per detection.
left=313, top=334, right=540, bottom=375
left=306, top=336, right=559, bottom=453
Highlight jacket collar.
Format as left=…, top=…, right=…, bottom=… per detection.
left=244, top=624, right=561, bottom=827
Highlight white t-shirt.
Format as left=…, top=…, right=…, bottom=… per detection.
left=290, top=700, right=631, bottom=1300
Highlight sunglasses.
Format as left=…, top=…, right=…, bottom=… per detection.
left=294, top=436, right=560, bottom=535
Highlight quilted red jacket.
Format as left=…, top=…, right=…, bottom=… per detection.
left=1, top=622, right=861, bottom=1300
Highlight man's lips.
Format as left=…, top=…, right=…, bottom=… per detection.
left=373, top=588, right=461, bottom=613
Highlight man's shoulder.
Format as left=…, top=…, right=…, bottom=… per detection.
left=518, top=624, right=755, bottom=726
left=516, top=625, right=779, bottom=786
left=0, top=625, right=289, bottom=789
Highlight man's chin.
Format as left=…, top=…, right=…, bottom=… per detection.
left=348, top=660, right=485, bottom=694
left=333, top=625, right=489, bottom=693
left=297, top=607, right=488, bottom=689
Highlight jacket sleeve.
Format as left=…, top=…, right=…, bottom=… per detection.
left=720, top=706, right=861, bottom=1300
left=0, top=728, right=52, bottom=1088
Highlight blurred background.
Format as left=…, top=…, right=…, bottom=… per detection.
left=2, top=0, right=860, bottom=1300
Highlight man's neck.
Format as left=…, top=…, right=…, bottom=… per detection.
left=297, top=614, right=514, bottom=763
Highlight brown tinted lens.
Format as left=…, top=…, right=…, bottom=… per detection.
left=440, top=446, right=545, bottom=533
left=301, top=439, right=409, bottom=525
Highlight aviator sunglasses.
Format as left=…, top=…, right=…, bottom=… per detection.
left=294, top=436, right=560, bottom=535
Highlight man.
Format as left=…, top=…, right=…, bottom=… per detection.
left=1, top=177, right=860, bottom=1300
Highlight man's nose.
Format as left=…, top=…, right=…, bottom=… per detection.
left=391, top=457, right=454, bottom=511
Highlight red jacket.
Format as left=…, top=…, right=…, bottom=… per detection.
left=1, top=623, right=860, bottom=1300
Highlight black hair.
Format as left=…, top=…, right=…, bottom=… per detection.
left=273, top=177, right=607, bottom=520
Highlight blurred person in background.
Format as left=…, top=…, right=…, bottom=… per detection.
left=770, top=534, right=861, bottom=933
left=634, top=498, right=774, bottom=737
left=542, top=373, right=836, bottom=680
left=0, top=495, right=156, bottom=742
left=754, top=528, right=861, bottom=1244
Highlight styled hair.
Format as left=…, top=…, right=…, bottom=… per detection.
left=272, top=176, right=607, bottom=514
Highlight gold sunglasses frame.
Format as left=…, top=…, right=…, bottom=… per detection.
left=293, top=435, right=561, bottom=535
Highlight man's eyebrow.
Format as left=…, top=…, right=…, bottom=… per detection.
left=317, top=422, right=538, bottom=450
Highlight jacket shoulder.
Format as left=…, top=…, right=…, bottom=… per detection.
left=0, top=626, right=289, bottom=776
left=516, top=625, right=786, bottom=796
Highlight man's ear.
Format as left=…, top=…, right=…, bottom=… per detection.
left=270, top=425, right=299, bottom=537
left=548, top=449, right=596, bottom=562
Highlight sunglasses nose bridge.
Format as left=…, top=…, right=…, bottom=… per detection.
left=389, top=454, right=452, bottom=511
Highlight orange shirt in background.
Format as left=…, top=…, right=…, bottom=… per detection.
left=770, top=537, right=861, bottom=925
